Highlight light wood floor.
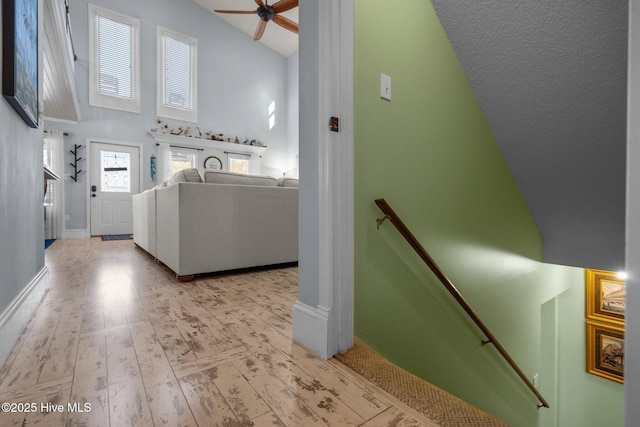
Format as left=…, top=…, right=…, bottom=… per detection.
left=0, top=238, right=438, bottom=426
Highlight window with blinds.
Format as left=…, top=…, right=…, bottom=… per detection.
left=97, top=16, right=132, bottom=98
left=88, top=4, right=140, bottom=112
left=157, top=27, right=198, bottom=123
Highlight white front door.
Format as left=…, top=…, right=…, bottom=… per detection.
left=90, top=142, right=140, bottom=236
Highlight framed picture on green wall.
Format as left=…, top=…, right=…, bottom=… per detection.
left=586, top=321, right=624, bottom=384
left=586, top=269, right=625, bottom=326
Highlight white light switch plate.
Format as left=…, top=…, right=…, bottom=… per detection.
left=381, top=73, right=391, bottom=101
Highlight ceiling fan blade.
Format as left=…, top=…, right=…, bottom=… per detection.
left=254, top=0, right=266, bottom=7
left=272, top=14, right=299, bottom=34
left=272, top=0, right=298, bottom=14
left=253, top=19, right=267, bottom=41
left=214, top=9, right=257, bottom=14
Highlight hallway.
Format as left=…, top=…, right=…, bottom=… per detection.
left=0, top=238, right=436, bottom=426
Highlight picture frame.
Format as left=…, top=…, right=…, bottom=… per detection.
left=586, top=269, right=625, bottom=326
left=2, top=0, right=39, bottom=128
left=586, top=321, right=624, bottom=384
left=204, top=155, right=222, bottom=170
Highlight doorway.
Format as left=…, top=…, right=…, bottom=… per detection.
left=88, top=140, right=141, bottom=236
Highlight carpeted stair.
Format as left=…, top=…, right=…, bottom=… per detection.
left=335, top=339, right=510, bottom=427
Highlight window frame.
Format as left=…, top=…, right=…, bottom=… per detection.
left=88, top=4, right=141, bottom=113
left=227, top=152, right=252, bottom=175
left=169, top=146, right=198, bottom=177
left=157, top=26, right=198, bottom=123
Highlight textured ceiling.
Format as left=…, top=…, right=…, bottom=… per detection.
left=431, top=0, right=628, bottom=272
left=192, top=0, right=298, bottom=57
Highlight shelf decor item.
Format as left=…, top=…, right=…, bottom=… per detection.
left=586, top=269, right=625, bottom=326
left=2, top=0, right=39, bottom=128
left=586, top=320, right=624, bottom=384
left=204, top=156, right=222, bottom=170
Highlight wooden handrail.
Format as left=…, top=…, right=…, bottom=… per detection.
left=374, top=198, right=550, bottom=409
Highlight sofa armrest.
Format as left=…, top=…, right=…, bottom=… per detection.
left=132, top=189, right=157, bottom=257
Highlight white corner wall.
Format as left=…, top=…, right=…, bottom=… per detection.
left=625, top=1, right=640, bottom=425
left=0, top=0, right=48, bottom=365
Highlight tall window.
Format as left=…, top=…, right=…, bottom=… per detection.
left=268, top=101, right=276, bottom=129
left=157, top=27, right=198, bottom=122
left=88, top=4, right=140, bottom=112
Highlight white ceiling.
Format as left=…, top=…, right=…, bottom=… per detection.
left=42, top=0, right=79, bottom=122
left=192, top=0, right=299, bottom=57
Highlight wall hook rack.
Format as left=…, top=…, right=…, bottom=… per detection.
left=69, top=144, right=83, bottom=182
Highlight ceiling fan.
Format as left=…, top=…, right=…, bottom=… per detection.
left=214, top=0, right=299, bottom=41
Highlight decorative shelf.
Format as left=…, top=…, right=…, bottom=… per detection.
left=149, top=131, right=267, bottom=156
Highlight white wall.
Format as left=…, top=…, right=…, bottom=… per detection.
left=286, top=51, right=300, bottom=178
left=625, top=1, right=640, bottom=425
left=46, top=0, right=296, bottom=231
left=0, top=0, right=47, bottom=359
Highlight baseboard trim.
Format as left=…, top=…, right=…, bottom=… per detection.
left=63, top=229, right=89, bottom=239
left=0, top=267, right=49, bottom=366
left=292, top=300, right=333, bottom=359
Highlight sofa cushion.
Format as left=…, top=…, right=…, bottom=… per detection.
left=169, top=168, right=203, bottom=185
left=204, top=170, right=278, bottom=187
left=278, top=177, right=299, bottom=187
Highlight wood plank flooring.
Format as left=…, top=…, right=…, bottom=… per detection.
left=0, top=238, right=439, bottom=426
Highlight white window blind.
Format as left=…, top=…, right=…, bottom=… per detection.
left=98, top=16, right=132, bottom=98
left=163, top=36, right=191, bottom=110
left=88, top=4, right=140, bottom=112
left=157, top=27, right=198, bottom=122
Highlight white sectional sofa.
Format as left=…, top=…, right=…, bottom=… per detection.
left=132, top=169, right=298, bottom=280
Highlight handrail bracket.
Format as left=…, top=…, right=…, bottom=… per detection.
left=376, top=215, right=390, bottom=229
left=481, top=339, right=493, bottom=347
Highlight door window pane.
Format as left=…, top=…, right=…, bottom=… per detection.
left=101, top=151, right=130, bottom=192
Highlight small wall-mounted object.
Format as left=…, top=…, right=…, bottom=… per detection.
left=69, top=144, right=82, bottom=182
left=330, top=116, right=340, bottom=132
left=380, top=73, right=391, bottom=101
left=204, top=155, right=222, bottom=170
left=150, top=155, right=157, bottom=181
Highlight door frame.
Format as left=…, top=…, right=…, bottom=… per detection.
left=292, top=0, right=354, bottom=359
left=85, top=138, right=144, bottom=236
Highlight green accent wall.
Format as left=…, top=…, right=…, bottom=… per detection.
left=353, top=1, right=623, bottom=425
